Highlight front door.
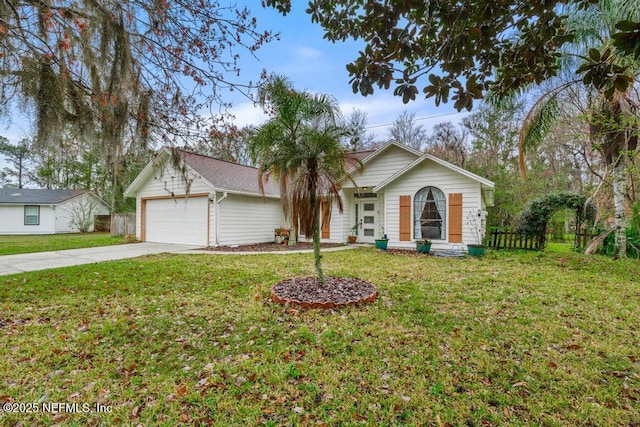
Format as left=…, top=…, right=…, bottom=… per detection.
left=356, top=199, right=378, bottom=243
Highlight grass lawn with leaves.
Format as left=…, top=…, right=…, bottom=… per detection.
left=0, top=233, right=124, bottom=256
left=0, top=248, right=638, bottom=426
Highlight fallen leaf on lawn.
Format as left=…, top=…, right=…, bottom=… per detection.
left=176, top=383, right=188, bottom=397
left=131, top=405, right=142, bottom=418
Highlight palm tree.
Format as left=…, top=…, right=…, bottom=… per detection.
left=516, top=0, right=640, bottom=258
left=249, top=75, right=355, bottom=282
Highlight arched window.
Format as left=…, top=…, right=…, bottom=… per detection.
left=414, top=187, right=446, bottom=240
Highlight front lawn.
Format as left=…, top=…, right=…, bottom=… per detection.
left=0, top=248, right=638, bottom=426
left=0, top=233, right=124, bottom=256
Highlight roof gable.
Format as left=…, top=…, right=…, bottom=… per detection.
left=373, top=153, right=495, bottom=192
left=347, top=141, right=421, bottom=173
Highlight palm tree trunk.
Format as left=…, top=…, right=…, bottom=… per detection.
left=612, top=157, right=628, bottom=258
left=313, top=216, right=324, bottom=284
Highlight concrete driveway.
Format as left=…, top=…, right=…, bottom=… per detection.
left=0, top=243, right=200, bottom=276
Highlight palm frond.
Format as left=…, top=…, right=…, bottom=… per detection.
left=518, top=91, right=561, bottom=178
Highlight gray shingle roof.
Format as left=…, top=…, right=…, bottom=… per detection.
left=0, top=188, right=89, bottom=204
left=177, top=150, right=281, bottom=196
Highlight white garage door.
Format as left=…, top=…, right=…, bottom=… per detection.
left=145, top=196, right=208, bottom=246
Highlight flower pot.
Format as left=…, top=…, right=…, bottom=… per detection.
left=375, top=239, right=389, bottom=250
left=347, top=235, right=357, bottom=244
left=467, top=244, right=486, bottom=257
left=416, top=241, right=432, bottom=254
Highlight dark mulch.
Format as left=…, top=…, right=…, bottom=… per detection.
left=383, top=248, right=433, bottom=257
left=204, top=242, right=346, bottom=252
left=271, top=276, right=378, bottom=308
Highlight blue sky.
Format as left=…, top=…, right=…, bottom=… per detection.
left=227, top=3, right=469, bottom=141
left=1, top=3, right=468, bottom=149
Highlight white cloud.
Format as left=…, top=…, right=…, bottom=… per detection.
left=229, top=101, right=269, bottom=129
left=296, top=45, right=323, bottom=60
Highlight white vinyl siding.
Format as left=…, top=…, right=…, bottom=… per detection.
left=145, top=196, right=209, bottom=246
left=218, top=194, right=284, bottom=246
left=343, top=144, right=419, bottom=189
left=54, top=194, right=110, bottom=233
left=0, top=205, right=56, bottom=234
left=383, top=158, right=483, bottom=249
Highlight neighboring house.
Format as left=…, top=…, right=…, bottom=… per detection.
left=125, top=143, right=494, bottom=250
left=124, top=148, right=284, bottom=246
left=0, top=188, right=110, bottom=235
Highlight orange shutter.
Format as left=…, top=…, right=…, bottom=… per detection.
left=399, top=195, right=411, bottom=241
left=321, top=200, right=330, bottom=239
left=448, top=193, right=463, bottom=243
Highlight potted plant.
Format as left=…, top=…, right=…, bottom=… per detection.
left=375, top=227, right=389, bottom=250
left=274, top=227, right=290, bottom=244
left=416, top=239, right=432, bottom=254
left=348, top=224, right=358, bottom=244
left=466, top=211, right=487, bottom=257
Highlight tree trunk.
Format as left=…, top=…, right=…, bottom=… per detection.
left=612, top=158, right=627, bottom=258
left=313, top=216, right=324, bottom=284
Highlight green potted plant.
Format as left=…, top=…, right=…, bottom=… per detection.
left=375, top=227, right=389, bottom=250
left=466, top=211, right=487, bottom=257
left=416, top=239, right=432, bottom=254
left=348, top=224, right=358, bottom=244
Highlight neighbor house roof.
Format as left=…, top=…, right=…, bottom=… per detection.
left=177, top=149, right=280, bottom=197
left=0, top=188, right=91, bottom=205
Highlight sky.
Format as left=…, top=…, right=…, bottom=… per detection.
left=0, top=3, right=470, bottom=153
left=219, top=3, right=470, bottom=142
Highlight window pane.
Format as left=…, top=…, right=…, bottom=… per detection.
left=363, top=203, right=374, bottom=211
left=414, top=187, right=445, bottom=240
left=363, top=229, right=374, bottom=236
left=24, top=205, right=39, bottom=225
left=363, top=216, right=374, bottom=224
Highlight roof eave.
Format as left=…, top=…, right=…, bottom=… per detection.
left=215, top=187, right=280, bottom=199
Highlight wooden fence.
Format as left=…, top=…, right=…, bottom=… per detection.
left=488, top=228, right=593, bottom=251
left=110, top=213, right=136, bottom=237
left=487, top=229, right=541, bottom=250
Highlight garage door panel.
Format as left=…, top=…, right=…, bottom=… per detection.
left=145, top=197, right=208, bottom=246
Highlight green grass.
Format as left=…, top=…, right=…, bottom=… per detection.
left=0, top=248, right=639, bottom=426
left=0, top=233, right=124, bottom=255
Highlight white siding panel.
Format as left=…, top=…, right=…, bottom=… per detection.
left=344, top=145, right=418, bottom=189
left=55, top=194, right=110, bottom=233
left=218, top=194, right=284, bottom=245
left=145, top=196, right=208, bottom=246
left=384, top=159, right=483, bottom=249
left=0, top=205, right=56, bottom=234
left=323, top=195, right=346, bottom=243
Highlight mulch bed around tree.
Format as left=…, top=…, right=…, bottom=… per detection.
left=271, top=276, right=378, bottom=309
left=204, top=242, right=346, bottom=252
